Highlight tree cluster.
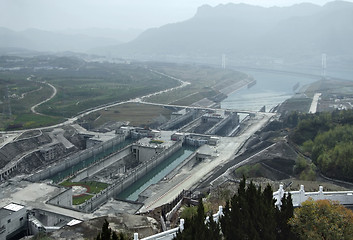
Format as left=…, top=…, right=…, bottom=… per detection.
left=174, top=177, right=295, bottom=240
left=96, top=219, right=128, bottom=240
left=289, top=199, right=353, bottom=240
left=288, top=109, right=353, bottom=181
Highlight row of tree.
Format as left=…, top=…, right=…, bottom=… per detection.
left=174, top=177, right=295, bottom=240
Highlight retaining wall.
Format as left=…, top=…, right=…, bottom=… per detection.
left=47, top=188, right=73, bottom=208
left=71, top=146, right=131, bottom=182
left=27, top=134, right=125, bottom=182
left=31, top=209, right=73, bottom=227
left=79, top=140, right=183, bottom=213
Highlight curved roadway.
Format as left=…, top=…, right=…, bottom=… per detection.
left=0, top=70, right=190, bottom=135
left=31, top=82, right=57, bottom=115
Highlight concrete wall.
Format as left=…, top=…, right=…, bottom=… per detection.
left=205, top=113, right=238, bottom=135
left=31, top=209, right=72, bottom=227
left=79, top=141, right=183, bottom=213
left=71, top=146, right=131, bottom=182
left=27, top=134, right=125, bottom=182
left=47, top=188, right=73, bottom=208
left=160, top=110, right=196, bottom=131
left=0, top=207, right=27, bottom=240
left=132, top=145, right=163, bottom=163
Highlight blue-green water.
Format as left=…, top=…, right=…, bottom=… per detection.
left=50, top=139, right=133, bottom=183
left=117, top=147, right=194, bottom=201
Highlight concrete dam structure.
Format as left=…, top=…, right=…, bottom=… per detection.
left=27, top=134, right=126, bottom=183
left=78, top=140, right=183, bottom=213
left=45, top=133, right=184, bottom=213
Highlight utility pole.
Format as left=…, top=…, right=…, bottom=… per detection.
left=321, top=53, right=327, bottom=79
left=222, top=54, right=226, bottom=69
left=3, top=85, right=12, bottom=116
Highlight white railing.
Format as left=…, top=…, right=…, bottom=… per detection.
left=273, top=184, right=353, bottom=207
left=133, top=206, right=224, bottom=240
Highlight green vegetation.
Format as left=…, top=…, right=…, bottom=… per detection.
left=289, top=199, right=353, bottom=240
left=146, top=64, right=248, bottom=105
left=9, top=113, right=62, bottom=129
left=0, top=74, right=63, bottom=130
left=294, top=157, right=316, bottom=181
left=96, top=219, right=130, bottom=240
left=80, top=102, right=173, bottom=129
left=60, top=181, right=108, bottom=205
left=288, top=109, right=353, bottom=181
left=0, top=56, right=178, bottom=130
left=179, top=205, right=198, bottom=220
left=36, top=63, right=177, bottom=117
left=60, top=180, right=108, bottom=194
left=174, top=177, right=296, bottom=240
left=73, top=194, right=93, bottom=205
left=235, top=163, right=262, bottom=178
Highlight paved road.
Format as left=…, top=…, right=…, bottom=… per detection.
left=31, top=82, right=57, bottom=115
left=309, top=93, right=322, bottom=113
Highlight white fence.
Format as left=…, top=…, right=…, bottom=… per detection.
left=133, top=206, right=224, bottom=240
left=273, top=184, right=353, bottom=207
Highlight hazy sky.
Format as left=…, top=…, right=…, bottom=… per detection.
left=0, top=0, right=350, bottom=31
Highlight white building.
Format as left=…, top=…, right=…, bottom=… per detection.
left=0, top=203, right=27, bottom=240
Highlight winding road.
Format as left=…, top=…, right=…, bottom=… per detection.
left=30, top=82, right=57, bottom=115
left=0, top=70, right=190, bottom=136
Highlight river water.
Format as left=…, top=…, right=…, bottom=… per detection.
left=221, top=69, right=319, bottom=112
left=221, top=66, right=353, bottom=112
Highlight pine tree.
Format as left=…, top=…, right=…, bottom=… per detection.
left=174, top=198, right=221, bottom=240
left=174, top=177, right=295, bottom=240
left=96, top=219, right=127, bottom=240
left=276, top=193, right=297, bottom=240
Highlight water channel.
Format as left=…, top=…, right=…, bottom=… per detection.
left=117, top=147, right=194, bottom=201
left=50, top=139, right=133, bottom=183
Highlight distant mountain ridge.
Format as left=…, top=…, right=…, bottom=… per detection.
left=0, top=27, right=142, bottom=53
left=101, top=1, right=353, bottom=66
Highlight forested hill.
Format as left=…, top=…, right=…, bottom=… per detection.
left=288, top=110, right=353, bottom=182
left=102, top=1, right=353, bottom=65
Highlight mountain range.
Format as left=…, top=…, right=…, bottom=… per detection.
left=98, top=1, right=353, bottom=66
left=0, top=27, right=142, bottom=53
left=1, top=1, right=353, bottom=68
